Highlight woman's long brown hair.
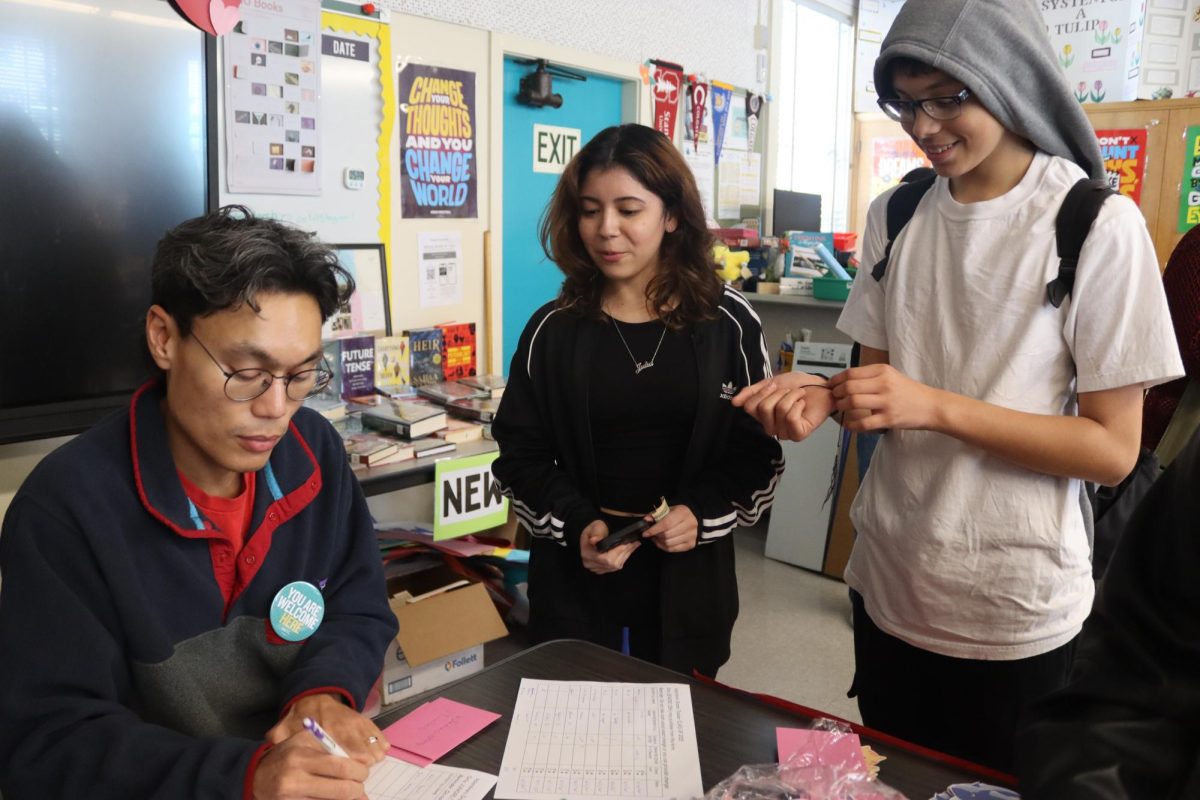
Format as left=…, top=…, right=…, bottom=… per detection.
left=539, top=124, right=721, bottom=328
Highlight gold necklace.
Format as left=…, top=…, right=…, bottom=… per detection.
left=609, top=316, right=667, bottom=374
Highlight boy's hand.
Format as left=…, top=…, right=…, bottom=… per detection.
left=642, top=505, right=698, bottom=553
left=828, top=364, right=939, bottom=432
left=732, top=372, right=836, bottom=441
left=580, top=520, right=638, bottom=574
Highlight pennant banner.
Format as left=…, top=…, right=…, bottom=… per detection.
left=710, top=81, right=733, bottom=164
left=745, top=92, right=764, bottom=152
left=687, top=79, right=708, bottom=153
left=651, top=63, right=683, bottom=140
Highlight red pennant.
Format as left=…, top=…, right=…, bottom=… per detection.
left=651, top=64, right=683, bottom=140
left=687, top=80, right=709, bottom=152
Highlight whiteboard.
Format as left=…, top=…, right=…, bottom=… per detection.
left=218, top=14, right=386, bottom=245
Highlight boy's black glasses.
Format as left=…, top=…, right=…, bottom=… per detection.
left=190, top=333, right=332, bottom=402
left=877, top=88, right=972, bottom=123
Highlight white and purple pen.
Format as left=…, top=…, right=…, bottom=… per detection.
left=302, top=717, right=350, bottom=758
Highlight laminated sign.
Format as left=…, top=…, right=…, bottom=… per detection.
left=434, top=451, right=508, bottom=540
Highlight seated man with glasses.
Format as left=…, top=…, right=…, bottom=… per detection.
left=0, top=206, right=398, bottom=799
left=734, top=0, right=1181, bottom=772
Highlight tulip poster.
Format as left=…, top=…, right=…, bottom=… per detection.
left=1042, top=0, right=1143, bottom=104
left=399, top=63, right=478, bottom=218
left=1096, top=129, right=1147, bottom=206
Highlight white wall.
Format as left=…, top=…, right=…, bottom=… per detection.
left=387, top=0, right=766, bottom=92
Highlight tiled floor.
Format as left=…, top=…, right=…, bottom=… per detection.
left=720, top=521, right=861, bottom=724
left=486, top=519, right=861, bottom=724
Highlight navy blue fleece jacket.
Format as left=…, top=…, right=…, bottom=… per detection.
left=0, top=382, right=396, bottom=798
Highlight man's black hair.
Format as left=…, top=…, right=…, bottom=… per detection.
left=151, top=205, right=354, bottom=336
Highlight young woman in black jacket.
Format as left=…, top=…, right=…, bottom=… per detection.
left=491, top=123, right=784, bottom=677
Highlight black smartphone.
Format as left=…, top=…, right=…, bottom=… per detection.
left=594, top=517, right=652, bottom=553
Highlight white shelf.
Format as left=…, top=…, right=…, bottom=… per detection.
left=744, top=292, right=845, bottom=310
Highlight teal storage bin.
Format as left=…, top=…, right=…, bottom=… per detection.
left=812, top=276, right=852, bottom=301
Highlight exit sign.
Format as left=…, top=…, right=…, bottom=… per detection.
left=533, top=124, right=581, bottom=174
left=434, top=451, right=509, bottom=540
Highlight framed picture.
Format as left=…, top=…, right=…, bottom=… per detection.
left=323, top=243, right=391, bottom=338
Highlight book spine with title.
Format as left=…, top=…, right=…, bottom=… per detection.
left=437, top=322, right=477, bottom=381
left=405, top=327, right=444, bottom=388
left=338, top=335, right=376, bottom=401
left=374, top=335, right=410, bottom=396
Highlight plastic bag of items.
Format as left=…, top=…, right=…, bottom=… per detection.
left=705, top=718, right=907, bottom=800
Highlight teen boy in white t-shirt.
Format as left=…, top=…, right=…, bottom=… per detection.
left=735, top=0, right=1184, bottom=771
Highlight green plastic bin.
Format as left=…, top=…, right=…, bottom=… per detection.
left=812, top=276, right=852, bottom=302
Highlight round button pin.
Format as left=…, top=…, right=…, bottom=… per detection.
left=269, top=581, right=326, bottom=642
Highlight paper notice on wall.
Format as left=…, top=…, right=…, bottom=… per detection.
left=718, top=150, right=746, bottom=220
left=418, top=231, right=463, bottom=308
left=739, top=152, right=762, bottom=207
left=854, top=0, right=907, bottom=112
left=684, top=140, right=716, bottom=225
left=224, top=0, right=323, bottom=194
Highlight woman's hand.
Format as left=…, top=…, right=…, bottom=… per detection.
left=732, top=372, right=837, bottom=440
left=643, top=505, right=698, bottom=553
left=580, top=520, right=639, bottom=574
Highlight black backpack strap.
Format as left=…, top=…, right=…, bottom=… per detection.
left=1048, top=178, right=1115, bottom=308
left=871, top=175, right=936, bottom=282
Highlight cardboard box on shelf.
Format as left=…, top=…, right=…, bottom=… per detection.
left=380, top=577, right=508, bottom=706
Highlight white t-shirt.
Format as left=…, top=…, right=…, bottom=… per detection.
left=837, top=152, right=1184, bottom=660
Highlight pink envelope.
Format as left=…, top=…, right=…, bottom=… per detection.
left=776, top=727, right=868, bottom=773
left=383, top=697, right=501, bottom=766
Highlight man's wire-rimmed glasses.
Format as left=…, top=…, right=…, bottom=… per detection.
left=190, top=332, right=332, bottom=402
left=877, top=87, right=972, bottom=124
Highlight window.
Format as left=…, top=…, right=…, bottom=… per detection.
left=774, top=0, right=854, bottom=233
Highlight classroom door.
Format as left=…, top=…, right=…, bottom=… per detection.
left=500, top=57, right=626, bottom=375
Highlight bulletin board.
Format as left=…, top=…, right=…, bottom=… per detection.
left=682, top=82, right=766, bottom=229
left=218, top=5, right=393, bottom=263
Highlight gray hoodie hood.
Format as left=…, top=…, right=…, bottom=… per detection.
left=873, top=0, right=1104, bottom=180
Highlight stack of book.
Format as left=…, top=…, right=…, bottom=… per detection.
left=362, top=398, right=446, bottom=438
left=344, top=432, right=415, bottom=468
left=434, top=416, right=484, bottom=444
left=416, top=380, right=487, bottom=405
left=447, top=397, right=500, bottom=423
left=415, top=378, right=504, bottom=424
left=459, top=374, right=506, bottom=400
left=305, top=394, right=347, bottom=422
left=361, top=398, right=457, bottom=459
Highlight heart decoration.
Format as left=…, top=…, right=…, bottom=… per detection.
left=208, top=0, right=242, bottom=35
left=168, top=0, right=241, bottom=36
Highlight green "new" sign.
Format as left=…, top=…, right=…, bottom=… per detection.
left=433, top=451, right=508, bottom=540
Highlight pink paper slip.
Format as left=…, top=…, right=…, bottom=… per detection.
left=383, top=697, right=501, bottom=766
left=776, top=727, right=868, bottom=773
